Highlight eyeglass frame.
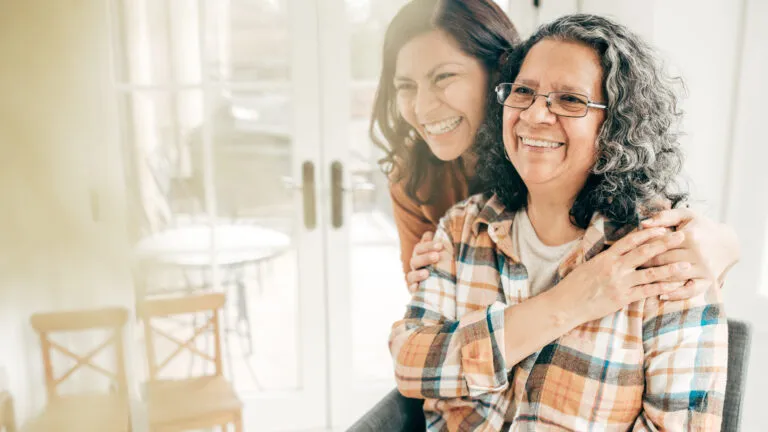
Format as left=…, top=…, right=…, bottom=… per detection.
left=494, top=82, right=607, bottom=118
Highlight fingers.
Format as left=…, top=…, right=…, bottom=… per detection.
left=406, top=268, right=430, bottom=285
left=410, top=246, right=442, bottom=270
left=630, top=262, right=691, bottom=287
left=608, top=227, right=667, bottom=256
left=629, top=281, right=684, bottom=303
left=660, top=278, right=712, bottom=301
left=640, top=249, right=689, bottom=268
left=619, top=231, right=686, bottom=269
left=412, top=239, right=441, bottom=257
left=421, top=231, right=434, bottom=243
left=640, top=208, right=695, bottom=229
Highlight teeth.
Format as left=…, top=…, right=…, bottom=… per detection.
left=521, top=137, right=562, bottom=148
left=424, top=117, right=462, bottom=135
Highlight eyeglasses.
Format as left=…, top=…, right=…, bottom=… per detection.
left=495, top=83, right=607, bottom=118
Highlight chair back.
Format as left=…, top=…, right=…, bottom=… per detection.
left=723, top=319, right=752, bottom=432
left=30, top=307, right=129, bottom=402
left=139, top=292, right=226, bottom=381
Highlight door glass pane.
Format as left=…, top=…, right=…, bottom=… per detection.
left=114, top=0, right=204, bottom=85
left=205, top=0, right=290, bottom=83
left=346, top=0, right=411, bottom=382
left=115, top=0, right=304, bottom=408
left=206, top=85, right=299, bottom=393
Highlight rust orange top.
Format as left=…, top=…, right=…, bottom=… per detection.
left=389, top=160, right=478, bottom=276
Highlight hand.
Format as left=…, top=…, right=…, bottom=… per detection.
left=640, top=209, right=740, bottom=300
left=557, top=227, right=689, bottom=323
left=407, top=231, right=443, bottom=292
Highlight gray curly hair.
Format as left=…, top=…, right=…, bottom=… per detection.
left=477, top=13, right=687, bottom=227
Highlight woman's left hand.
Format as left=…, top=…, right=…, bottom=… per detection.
left=640, top=208, right=740, bottom=300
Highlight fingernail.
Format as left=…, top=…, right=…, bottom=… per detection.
left=659, top=294, right=669, bottom=301
left=431, top=253, right=440, bottom=261
left=433, top=243, right=443, bottom=251
left=641, top=218, right=654, bottom=226
left=676, top=262, right=691, bottom=271
left=420, top=270, right=430, bottom=278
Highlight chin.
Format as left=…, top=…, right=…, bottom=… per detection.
left=426, top=142, right=465, bottom=162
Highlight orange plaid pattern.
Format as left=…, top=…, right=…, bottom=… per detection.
left=389, top=194, right=727, bottom=431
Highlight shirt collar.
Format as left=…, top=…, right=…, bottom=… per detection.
left=472, top=193, right=637, bottom=276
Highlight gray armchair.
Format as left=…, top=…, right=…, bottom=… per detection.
left=350, top=319, right=752, bottom=432
left=723, top=319, right=752, bottom=432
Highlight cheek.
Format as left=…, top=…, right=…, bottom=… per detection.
left=443, top=82, right=485, bottom=122
left=502, top=108, right=519, bottom=147
left=396, top=95, right=418, bottom=128
left=566, top=119, right=601, bottom=148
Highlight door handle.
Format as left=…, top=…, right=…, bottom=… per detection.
left=331, top=161, right=343, bottom=228
left=281, top=161, right=316, bottom=230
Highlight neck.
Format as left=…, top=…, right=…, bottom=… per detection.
left=460, top=151, right=478, bottom=178
left=526, top=189, right=584, bottom=246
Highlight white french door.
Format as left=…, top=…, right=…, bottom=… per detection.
left=317, top=0, right=412, bottom=429
left=111, top=0, right=328, bottom=430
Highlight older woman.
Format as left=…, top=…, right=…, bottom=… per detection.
left=389, top=14, right=727, bottom=431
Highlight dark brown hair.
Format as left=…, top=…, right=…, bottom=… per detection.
left=369, top=0, right=519, bottom=203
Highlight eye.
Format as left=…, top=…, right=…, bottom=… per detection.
left=395, top=82, right=415, bottom=93
left=558, top=93, right=587, bottom=105
left=434, top=72, right=456, bottom=82
left=512, top=85, right=534, bottom=95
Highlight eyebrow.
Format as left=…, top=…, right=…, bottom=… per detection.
left=515, top=79, right=590, bottom=95
left=394, top=62, right=464, bottom=82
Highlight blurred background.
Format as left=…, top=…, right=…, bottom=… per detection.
left=0, top=0, right=765, bottom=431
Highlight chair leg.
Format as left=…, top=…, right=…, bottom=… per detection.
left=220, top=424, right=228, bottom=431
left=234, top=412, right=243, bottom=432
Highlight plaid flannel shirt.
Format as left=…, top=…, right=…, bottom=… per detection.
left=389, top=194, right=727, bottom=431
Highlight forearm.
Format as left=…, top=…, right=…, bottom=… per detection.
left=502, top=284, right=585, bottom=366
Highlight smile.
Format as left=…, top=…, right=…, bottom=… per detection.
left=423, top=116, right=462, bottom=135
left=520, top=137, right=564, bottom=149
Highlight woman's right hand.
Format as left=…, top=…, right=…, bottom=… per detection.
left=558, top=227, right=692, bottom=324
left=407, top=231, right=443, bottom=292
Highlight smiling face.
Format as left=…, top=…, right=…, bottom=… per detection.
left=503, top=38, right=606, bottom=197
left=394, top=30, right=488, bottom=161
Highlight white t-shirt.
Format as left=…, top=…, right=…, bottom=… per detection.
left=511, top=209, right=581, bottom=297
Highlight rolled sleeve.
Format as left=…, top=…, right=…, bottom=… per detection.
left=389, top=222, right=510, bottom=400
left=631, top=288, right=728, bottom=431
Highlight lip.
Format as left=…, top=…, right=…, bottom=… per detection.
left=420, top=115, right=462, bottom=126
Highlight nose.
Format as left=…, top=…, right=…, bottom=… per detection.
left=414, top=86, right=441, bottom=119
left=519, top=94, right=556, bottom=124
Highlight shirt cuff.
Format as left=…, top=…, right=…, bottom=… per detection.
left=458, top=302, right=509, bottom=397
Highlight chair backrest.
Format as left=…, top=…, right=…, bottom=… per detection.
left=722, top=319, right=753, bottom=432
left=30, top=307, right=129, bottom=402
left=139, top=292, right=226, bottom=381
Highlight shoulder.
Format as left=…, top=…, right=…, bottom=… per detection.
left=438, top=193, right=489, bottom=239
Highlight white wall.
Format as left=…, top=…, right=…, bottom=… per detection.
left=0, top=0, right=133, bottom=423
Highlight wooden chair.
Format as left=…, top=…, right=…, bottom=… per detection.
left=0, top=391, right=16, bottom=432
left=24, top=307, right=131, bottom=432
left=140, top=292, right=243, bottom=432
